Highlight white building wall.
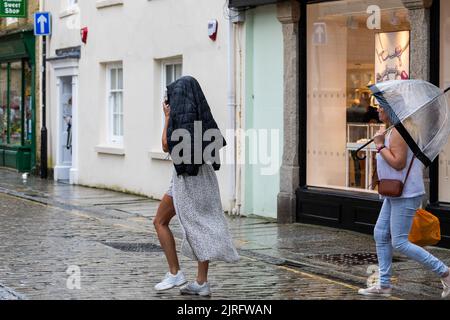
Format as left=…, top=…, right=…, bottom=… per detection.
left=44, top=0, right=231, bottom=207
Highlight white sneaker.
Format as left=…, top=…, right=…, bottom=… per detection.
left=441, top=274, right=450, bottom=299
left=154, top=271, right=187, bottom=291
left=180, top=281, right=211, bottom=297
left=358, top=285, right=392, bottom=297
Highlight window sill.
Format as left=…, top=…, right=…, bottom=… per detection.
left=149, top=150, right=171, bottom=161
left=96, top=0, right=124, bottom=9
left=95, top=145, right=125, bottom=156
left=59, top=7, right=80, bottom=19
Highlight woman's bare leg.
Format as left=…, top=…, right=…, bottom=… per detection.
left=153, top=194, right=180, bottom=275
left=197, top=261, right=209, bottom=284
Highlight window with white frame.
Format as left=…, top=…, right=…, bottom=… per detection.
left=161, top=60, right=182, bottom=127
left=60, top=0, right=79, bottom=17
left=107, top=64, right=124, bottom=145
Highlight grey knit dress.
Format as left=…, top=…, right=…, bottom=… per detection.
left=167, top=164, right=240, bottom=263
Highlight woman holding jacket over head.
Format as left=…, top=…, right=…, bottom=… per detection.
left=153, top=76, right=239, bottom=297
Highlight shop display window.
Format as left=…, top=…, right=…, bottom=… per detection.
left=439, top=0, right=450, bottom=202
left=307, top=0, right=410, bottom=192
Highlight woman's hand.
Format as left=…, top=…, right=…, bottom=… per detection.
left=163, top=101, right=171, bottom=119
left=373, top=129, right=386, bottom=147
left=161, top=101, right=170, bottom=153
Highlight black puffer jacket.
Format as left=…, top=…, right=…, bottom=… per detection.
left=166, top=76, right=227, bottom=176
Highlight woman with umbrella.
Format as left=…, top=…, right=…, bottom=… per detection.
left=357, top=80, right=450, bottom=298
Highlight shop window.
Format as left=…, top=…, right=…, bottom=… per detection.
left=107, top=63, right=124, bottom=145
left=439, top=0, right=450, bottom=202
left=306, top=0, right=410, bottom=192
left=0, top=63, right=6, bottom=144
left=9, top=61, right=22, bottom=146
left=0, top=60, right=32, bottom=147
left=24, top=62, right=32, bottom=145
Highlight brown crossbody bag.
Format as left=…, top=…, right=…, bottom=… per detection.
left=377, top=157, right=415, bottom=198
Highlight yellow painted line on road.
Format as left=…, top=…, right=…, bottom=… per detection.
left=234, top=239, right=250, bottom=246
left=71, top=210, right=102, bottom=221
left=128, top=217, right=150, bottom=223
left=112, top=223, right=147, bottom=233
left=389, top=296, right=403, bottom=300
left=277, top=265, right=359, bottom=289
left=277, top=265, right=402, bottom=300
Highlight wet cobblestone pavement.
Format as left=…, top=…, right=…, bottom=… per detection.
left=0, top=192, right=388, bottom=300
left=1, top=168, right=449, bottom=300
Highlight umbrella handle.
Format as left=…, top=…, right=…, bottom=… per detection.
left=445, top=87, right=450, bottom=94
left=354, top=126, right=394, bottom=160
left=354, top=139, right=375, bottom=160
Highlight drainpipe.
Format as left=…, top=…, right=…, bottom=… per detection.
left=227, top=12, right=237, bottom=215
left=235, top=23, right=244, bottom=217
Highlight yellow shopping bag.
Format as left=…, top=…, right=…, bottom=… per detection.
left=409, top=209, right=441, bottom=247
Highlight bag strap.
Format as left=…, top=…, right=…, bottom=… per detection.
left=403, top=156, right=415, bottom=185
left=369, top=163, right=379, bottom=190
left=368, top=155, right=415, bottom=190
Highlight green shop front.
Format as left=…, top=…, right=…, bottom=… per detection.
left=0, top=30, right=36, bottom=172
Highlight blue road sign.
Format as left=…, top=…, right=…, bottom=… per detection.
left=34, top=12, right=51, bottom=36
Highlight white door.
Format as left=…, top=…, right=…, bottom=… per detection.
left=61, top=77, right=73, bottom=166
left=55, top=76, right=73, bottom=181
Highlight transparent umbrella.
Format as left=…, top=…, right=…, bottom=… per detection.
left=356, top=80, right=450, bottom=167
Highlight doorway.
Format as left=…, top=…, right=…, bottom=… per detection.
left=54, top=76, right=73, bottom=181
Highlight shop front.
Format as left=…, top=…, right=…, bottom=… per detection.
left=426, top=0, right=450, bottom=247
left=229, top=0, right=450, bottom=247
left=0, top=30, right=35, bottom=172
left=297, top=0, right=450, bottom=248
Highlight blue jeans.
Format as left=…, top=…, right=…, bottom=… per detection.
left=374, top=196, right=449, bottom=287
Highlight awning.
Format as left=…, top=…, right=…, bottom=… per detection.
left=0, top=30, right=34, bottom=63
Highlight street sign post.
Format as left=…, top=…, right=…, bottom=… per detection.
left=34, top=12, right=51, bottom=36
left=0, top=0, right=27, bottom=18
left=34, top=12, right=52, bottom=179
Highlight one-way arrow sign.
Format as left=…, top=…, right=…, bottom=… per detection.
left=34, top=12, right=51, bottom=36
